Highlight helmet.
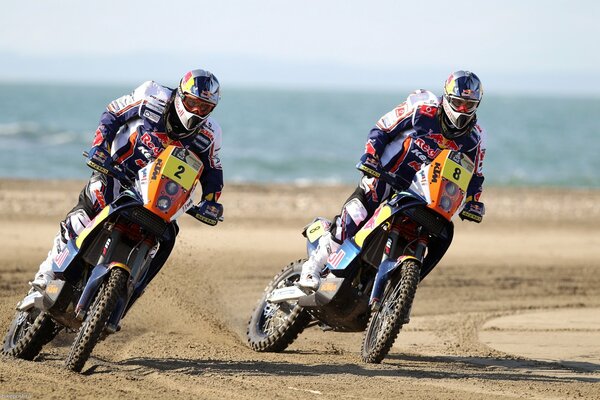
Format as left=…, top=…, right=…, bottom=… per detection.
left=171, top=69, right=220, bottom=138
left=441, top=70, right=482, bottom=139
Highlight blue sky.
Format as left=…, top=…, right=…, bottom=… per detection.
left=1, top=0, right=598, bottom=94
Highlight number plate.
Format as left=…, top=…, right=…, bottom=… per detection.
left=162, top=149, right=202, bottom=190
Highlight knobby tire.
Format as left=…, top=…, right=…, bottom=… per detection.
left=65, top=268, right=128, bottom=372
left=247, top=260, right=311, bottom=352
left=361, top=260, right=420, bottom=363
left=2, top=307, right=57, bottom=360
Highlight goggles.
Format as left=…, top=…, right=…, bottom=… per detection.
left=446, top=95, right=479, bottom=114
left=181, top=92, right=215, bottom=118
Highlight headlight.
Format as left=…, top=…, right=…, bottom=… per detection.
left=165, top=180, right=179, bottom=195
left=445, top=181, right=458, bottom=196
left=439, top=196, right=452, bottom=212
left=157, top=196, right=172, bottom=211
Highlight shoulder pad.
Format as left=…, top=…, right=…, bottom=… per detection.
left=139, top=82, right=172, bottom=123
left=375, top=101, right=414, bottom=132
left=406, top=89, right=439, bottom=108
left=107, top=81, right=170, bottom=121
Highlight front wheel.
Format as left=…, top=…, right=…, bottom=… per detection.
left=361, top=259, right=420, bottom=363
left=65, top=268, right=128, bottom=372
left=247, top=260, right=312, bottom=352
left=3, top=305, right=57, bottom=360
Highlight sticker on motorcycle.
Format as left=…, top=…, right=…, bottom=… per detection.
left=353, top=205, right=392, bottom=248
left=306, top=220, right=325, bottom=243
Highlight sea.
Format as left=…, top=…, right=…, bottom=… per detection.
left=0, top=82, right=598, bottom=189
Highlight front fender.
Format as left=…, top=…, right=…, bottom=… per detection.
left=369, top=256, right=420, bottom=306
left=74, top=262, right=130, bottom=319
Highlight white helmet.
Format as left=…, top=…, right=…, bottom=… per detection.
left=441, top=70, right=483, bottom=138
left=171, top=69, right=220, bottom=138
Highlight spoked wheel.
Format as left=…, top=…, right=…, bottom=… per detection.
left=65, top=268, right=128, bottom=372
left=247, top=259, right=312, bottom=352
left=361, top=260, right=420, bottom=363
left=3, top=303, right=57, bottom=360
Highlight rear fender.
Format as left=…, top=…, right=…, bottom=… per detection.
left=75, top=262, right=130, bottom=319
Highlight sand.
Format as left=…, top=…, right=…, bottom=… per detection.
left=0, top=179, right=599, bottom=399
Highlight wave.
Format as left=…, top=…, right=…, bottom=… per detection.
left=0, top=122, right=85, bottom=145
left=0, top=122, right=41, bottom=137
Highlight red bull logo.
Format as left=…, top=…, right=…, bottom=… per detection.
left=153, top=132, right=182, bottom=148
left=428, top=133, right=462, bottom=151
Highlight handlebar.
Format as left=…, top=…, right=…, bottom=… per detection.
left=83, top=150, right=134, bottom=187
left=356, top=162, right=411, bottom=192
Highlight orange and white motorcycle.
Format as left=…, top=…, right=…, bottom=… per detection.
left=3, top=145, right=220, bottom=372
left=247, top=149, right=480, bottom=363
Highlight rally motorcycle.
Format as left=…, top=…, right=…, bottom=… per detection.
left=3, top=145, right=220, bottom=372
left=247, top=149, right=477, bottom=363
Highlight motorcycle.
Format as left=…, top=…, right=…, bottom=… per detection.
left=247, top=149, right=476, bottom=363
left=3, top=145, right=220, bottom=372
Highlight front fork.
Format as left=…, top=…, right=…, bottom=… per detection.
left=369, top=217, right=427, bottom=311
left=74, top=223, right=154, bottom=332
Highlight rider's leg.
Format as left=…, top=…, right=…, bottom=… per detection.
left=299, top=176, right=390, bottom=290
left=31, top=173, right=119, bottom=290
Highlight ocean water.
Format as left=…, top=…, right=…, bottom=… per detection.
left=0, top=82, right=598, bottom=188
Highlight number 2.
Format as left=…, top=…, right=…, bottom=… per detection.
left=174, top=165, right=185, bottom=179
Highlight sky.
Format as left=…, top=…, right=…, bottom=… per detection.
left=1, top=0, right=598, bottom=94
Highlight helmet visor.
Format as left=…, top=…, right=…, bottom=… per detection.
left=181, top=93, right=215, bottom=118
left=447, top=95, right=479, bottom=114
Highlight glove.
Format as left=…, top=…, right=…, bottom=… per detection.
left=459, top=201, right=485, bottom=223
left=86, top=146, right=126, bottom=181
left=356, top=153, right=382, bottom=178
left=188, top=200, right=224, bottom=226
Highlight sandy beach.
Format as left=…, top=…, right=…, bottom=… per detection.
left=1, top=179, right=599, bottom=399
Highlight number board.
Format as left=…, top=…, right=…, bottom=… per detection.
left=162, top=148, right=201, bottom=190
left=442, top=157, right=472, bottom=191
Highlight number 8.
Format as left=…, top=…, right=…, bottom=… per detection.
left=453, top=167, right=461, bottom=180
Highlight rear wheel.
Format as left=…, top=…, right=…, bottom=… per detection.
left=3, top=305, right=57, bottom=360
left=361, top=260, right=420, bottom=363
left=65, top=268, right=128, bottom=372
left=247, top=260, right=312, bottom=352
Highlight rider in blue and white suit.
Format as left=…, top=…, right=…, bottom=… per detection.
left=299, top=70, right=488, bottom=290
left=31, top=69, right=224, bottom=289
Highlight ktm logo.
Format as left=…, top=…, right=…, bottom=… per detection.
left=431, top=162, right=441, bottom=183
left=151, top=158, right=163, bottom=180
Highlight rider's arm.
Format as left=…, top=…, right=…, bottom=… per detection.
left=194, top=122, right=223, bottom=202
left=91, top=81, right=155, bottom=151
left=465, top=124, right=487, bottom=203
left=185, top=120, right=224, bottom=226
left=459, top=124, right=487, bottom=223
left=366, top=101, right=415, bottom=161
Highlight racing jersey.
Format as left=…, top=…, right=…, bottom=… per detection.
left=92, top=81, right=223, bottom=201
left=365, top=89, right=486, bottom=202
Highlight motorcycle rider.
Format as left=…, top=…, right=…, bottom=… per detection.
left=298, top=70, right=487, bottom=290
left=31, top=69, right=225, bottom=290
